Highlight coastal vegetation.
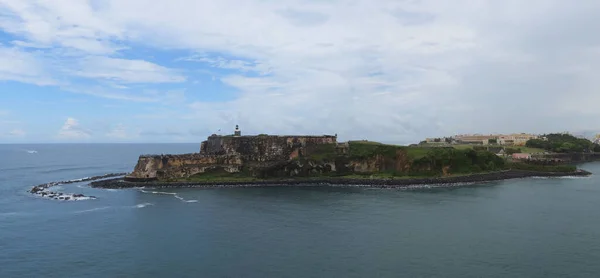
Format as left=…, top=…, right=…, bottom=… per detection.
left=186, top=140, right=582, bottom=182
left=347, top=141, right=403, bottom=159
left=307, top=143, right=337, bottom=161
left=410, top=147, right=505, bottom=176
left=526, top=133, right=597, bottom=153
left=127, top=132, right=591, bottom=187
left=508, top=162, right=577, bottom=173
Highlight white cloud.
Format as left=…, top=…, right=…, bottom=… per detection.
left=62, top=86, right=186, bottom=103
left=0, top=46, right=57, bottom=86
left=180, top=54, right=272, bottom=75
left=57, top=117, right=92, bottom=139
left=2, top=0, right=600, bottom=142
left=0, top=0, right=123, bottom=54
left=71, top=56, right=185, bottom=84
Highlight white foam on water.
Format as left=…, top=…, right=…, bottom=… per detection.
left=140, top=189, right=176, bottom=195
left=557, top=176, right=592, bottom=179
left=135, top=203, right=153, bottom=208
left=75, top=207, right=112, bottom=213
left=139, top=189, right=196, bottom=203
left=532, top=176, right=591, bottom=180
left=152, top=191, right=177, bottom=195
left=26, top=150, right=38, bottom=154
left=68, top=177, right=90, bottom=183
left=71, top=196, right=94, bottom=201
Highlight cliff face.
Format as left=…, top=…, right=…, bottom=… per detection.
left=128, top=154, right=243, bottom=180
left=127, top=135, right=343, bottom=181
left=127, top=141, right=414, bottom=181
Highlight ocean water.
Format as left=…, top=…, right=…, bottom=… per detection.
left=1, top=144, right=600, bottom=278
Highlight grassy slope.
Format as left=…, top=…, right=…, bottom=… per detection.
left=347, top=141, right=430, bottom=160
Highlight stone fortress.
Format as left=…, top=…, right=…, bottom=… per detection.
left=200, top=125, right=338, bottom=160
left=126, top=125, right=343, bottom=181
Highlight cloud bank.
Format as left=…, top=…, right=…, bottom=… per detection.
left=1, top=0, right=600, bottom=143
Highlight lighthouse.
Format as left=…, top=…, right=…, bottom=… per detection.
left=234, top=125, right=241, bottom=137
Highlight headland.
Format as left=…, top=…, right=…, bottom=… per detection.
left=91, top=126, right=593, bottom=189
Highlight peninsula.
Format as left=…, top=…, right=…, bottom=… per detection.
left=91, top=126, right=591, bottom=189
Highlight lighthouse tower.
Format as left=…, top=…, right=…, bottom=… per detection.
left=234, top=125, right=241, bottom=137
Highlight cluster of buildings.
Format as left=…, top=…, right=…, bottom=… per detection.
left=425, top=133, right=540, bottom=146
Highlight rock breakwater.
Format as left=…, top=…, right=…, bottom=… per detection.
left=90, top=170, right=591, bottom=190
left=29, top=173, right=127, bottom=201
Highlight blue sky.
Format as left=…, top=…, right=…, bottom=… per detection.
left=1, top=0, right=600, bottom=143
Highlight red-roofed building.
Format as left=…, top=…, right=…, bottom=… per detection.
left=512, top=153, right=531, bottom=160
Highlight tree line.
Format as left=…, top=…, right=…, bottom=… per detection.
left=526, top=133, right=600, bottom=153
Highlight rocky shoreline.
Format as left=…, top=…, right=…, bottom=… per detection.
left=29, top=173, right=127, bottom=201
left=90, top=169, right=592, bottom=189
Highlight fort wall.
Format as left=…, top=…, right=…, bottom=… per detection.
left=127, top=134, right=339, bottom=181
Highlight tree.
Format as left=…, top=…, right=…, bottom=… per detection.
left=526, top=133, right=594, bottom=153
left=488, top=138, right=498, bottom=144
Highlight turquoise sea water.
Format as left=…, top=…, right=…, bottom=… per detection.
left=1, top=144, right=600, bottom=278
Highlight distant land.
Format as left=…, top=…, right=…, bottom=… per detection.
left=85, top=126, right=596, bottom=190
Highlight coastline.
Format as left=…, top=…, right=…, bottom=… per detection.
left=29, top=173, right=127, bottom=200
left=90, top=169, right=592, bottom=189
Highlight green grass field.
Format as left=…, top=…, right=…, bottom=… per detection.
left=349, top=141, right=431, bottom=160
left=405, top=147, right=430, bottom=159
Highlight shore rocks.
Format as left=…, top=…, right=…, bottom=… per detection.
left=90, top=169, right=592, bottom=190
left=28, top=173, right=127, bottom=201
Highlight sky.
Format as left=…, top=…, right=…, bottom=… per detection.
left=1, top=0, right=599, bottom=144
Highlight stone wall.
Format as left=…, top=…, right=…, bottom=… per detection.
left=200, top=135, right=337, bottom=161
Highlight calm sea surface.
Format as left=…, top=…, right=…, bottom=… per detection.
left=1, top=144, right=600, bottom=278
